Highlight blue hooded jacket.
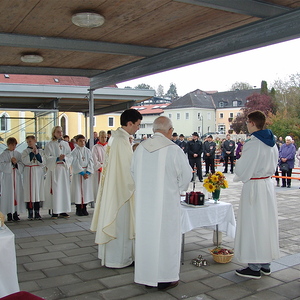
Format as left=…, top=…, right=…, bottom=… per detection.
left=251, top=129, right=275, bottom=147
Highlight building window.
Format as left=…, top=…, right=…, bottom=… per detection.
left=229, top=112, right=234, bottom=118
left=207, top=112, right=211, bottom=120
left=59, top=114, right=69, bottom=134
left=0, top=114, right=7, bottom=131
left=233, top=100, right=238, bottom=107
left=219, top=102, right=224, bottom=108
left=237, top=112, right=241, bottom=116
left=108, top=117, right=114, bottom=127
left=185, top=113, right=189, bottom=120
left=218, top=125, right=225, bottom=134
left=60, top=116, right=67, bottom=134
left=140, top=124, right=146, bottom=128
left=169, top=114, right=172, bottom=118
left=197, top=113, right=201, bottom=120
left=219, top=113, right=224, bottom=118
left=177, top=113, right=180, bottom=120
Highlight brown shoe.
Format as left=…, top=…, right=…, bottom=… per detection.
left=157, top=281, right=179, bottom=290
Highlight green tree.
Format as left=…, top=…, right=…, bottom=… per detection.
left=268, top=112, right=300, bottom=144
left=134, top=83, right=153, bottom=90
left=166, top=82, right=178, bottom=101
left=272, top=74, right=300, bottom=118
left=157, top=84, right=164, bottom=97
left=260, top=80, right=268, bottom=95
left=230, top=82, right=253, bottom=91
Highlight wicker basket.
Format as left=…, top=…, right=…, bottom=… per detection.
left=210, top=249, right=234, bottom=264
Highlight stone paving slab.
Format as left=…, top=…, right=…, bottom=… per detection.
left=4, top=173, right=300, bottom=299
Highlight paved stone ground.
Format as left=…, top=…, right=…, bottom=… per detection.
left=5, top=171, right=300, bottom=300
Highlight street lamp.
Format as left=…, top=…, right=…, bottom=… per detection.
left=199, top=115, right=203, bottom=136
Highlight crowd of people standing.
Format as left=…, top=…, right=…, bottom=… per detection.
left=0, top=108, right=299, bottom=290
left=0, top=126, right=112, bottom=222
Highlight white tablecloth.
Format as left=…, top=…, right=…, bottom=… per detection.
left=0, top=225, right=20, bottom=297
left=181, top=200, right=236, bottom=237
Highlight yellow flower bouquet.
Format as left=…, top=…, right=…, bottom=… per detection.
left=203, top=171, right=228, bottom=193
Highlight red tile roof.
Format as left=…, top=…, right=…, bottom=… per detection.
left=131, top=103, right=170, bottom=115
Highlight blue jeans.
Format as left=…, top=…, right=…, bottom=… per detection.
left=248, top=263, right=270, bottom=271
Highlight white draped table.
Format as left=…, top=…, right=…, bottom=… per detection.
left=180, top=200, right=236, bottom=262
left=0, top=225, right=20, bottom=297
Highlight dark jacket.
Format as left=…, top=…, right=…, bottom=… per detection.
left=186, top=139, right=203, bottom=159
left=203, top=141, right=216, bottom=157
left=178, top=140, right=187, bottom=153
left=223, top=139, right=235, bottom=156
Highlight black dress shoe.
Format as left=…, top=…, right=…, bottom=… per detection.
left=287, top=185, right=291, bottom=188
left=13, top=212, right=20, bottom=221
left=281, top=185, right=286, bottom=188
left=60, top=213, right=70, bottom=218
left=7, top=213, right=13, bottom=222
left=158, top=281, right=179, bottom=290
left=235, top=267, right=261, bottom=279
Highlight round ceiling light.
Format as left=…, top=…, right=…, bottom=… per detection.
left=21, top=54, right=44, bottom=63
left=72, top=12, right=105, bottom=28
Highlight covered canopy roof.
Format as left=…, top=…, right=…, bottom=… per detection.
left=0, top=79, right=154, bottom=115
left=0, top=0, right=300, bottom=93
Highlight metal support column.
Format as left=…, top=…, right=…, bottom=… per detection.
left=88, top=89, right=95, bottom=208
left=88, top=89, right=95, bottom=148
left=84, top=112, right=88, bottom=138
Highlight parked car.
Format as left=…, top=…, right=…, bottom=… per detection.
left=201, top=132, right=219, bottom=139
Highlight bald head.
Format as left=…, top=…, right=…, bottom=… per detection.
left=153, top=116, right=172, bottom=133
left=152, top=116, right=173, bottom=139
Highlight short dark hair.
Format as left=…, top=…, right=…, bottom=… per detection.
left=26, top=135, right=36, bottom=140
left=63, top=135, right=69, bottom=139
left=75, top=134, right=85, bottom=141
left=120, top=109, right=142, bottom=126
left=247, top=110, right=266, bottom=130
left=7, top=137, right=17, bottom=145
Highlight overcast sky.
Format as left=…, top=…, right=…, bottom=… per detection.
left=118, top=37, right=300, bottom=97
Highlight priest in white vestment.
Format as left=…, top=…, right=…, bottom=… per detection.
left=44, top=126, right=73, bottom=218
left=131, top=116, right=192, bottom=289
left=90, top=109, right=142, bottom=268
left=234, top=110, right=280, bottom=279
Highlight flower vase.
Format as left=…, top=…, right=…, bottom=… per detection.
left=212, top=189, right=220, bottom=203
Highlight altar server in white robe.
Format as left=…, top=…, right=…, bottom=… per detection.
left=44, top=126, right=73, bottom=219
left=90, top=109, right=142, bottom=268
left=234, top=110, right=279, bottom=279
left=91, top=130, right=107, bottom=199
left=71, top=134, right=94, bottom=216
left=0, top=137, right=24, bottom=221
left=131, top=116, right=192, bottom=290
left=22, top=135, right=45, bottom=220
